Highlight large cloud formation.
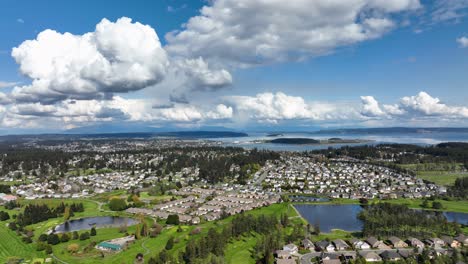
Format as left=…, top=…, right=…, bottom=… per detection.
left=11, top=17, right=169, bottom=104
left=166, top=0, right=421, bottom=66
left=361, top=92, right=468, bottom=119
left=225, top=92, right=358, bottom=123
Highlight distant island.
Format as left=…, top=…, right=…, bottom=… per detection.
left=268, top=137, right=371, bottom=145
left=266, top=133, right=284, bottom=137
left=310, top=127, right=468, bottom=135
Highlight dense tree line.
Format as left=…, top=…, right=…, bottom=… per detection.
left=358, top=203, right=462, bottom=238
left=447, top=176, right=468, bottom=199
left=15, top=202, right=84, bottom=227
left=0, top=184, right=11, bottom=193
left=311, top=142, right=468, bottom=166
left=1, top=144, right=279, bottom=185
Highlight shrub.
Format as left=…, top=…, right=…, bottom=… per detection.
left=166, top=214, right=179, bottom=225
left=47, top=234, right=60, bottom=245
left=67, top=243, right=80, bottom=253
left=72, top=231, right=79, bottom=240
left=38, top=234, right=48, bottom=242
left=79, top=231, right=90, bottom=240
left=61, top=233, right=70, bottom=243
left=90, top=227, right=97, bottom=236
left=109, top=198, right=127, bottom=211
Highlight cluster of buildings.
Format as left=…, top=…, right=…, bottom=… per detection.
left=256, top=156, right=445, bottom=199
left=0, top=193, right=17, bottom=204
left=126, top=186, right=280, bottom=223
left=277, top=234, right=468, bottom=264
left=96, top=235, right=136, bottom=252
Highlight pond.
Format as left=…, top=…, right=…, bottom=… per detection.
left=54, top=216, right=138, bottom=233
left=442, top=212, right=468, bottom=225
left=294, top=204, right=468, bottom=233
left=294, top=204, right=364, bottom=233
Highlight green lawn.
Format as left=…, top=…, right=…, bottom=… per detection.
left=225, top=234, right=259, bottom=264
left=416, top=171, right=466, bottom=186
left=373, top=198, right=468, bottom=213
left=310, top=229, right=355, bottom=241
left=0, top=222, right=43, bottom=262
left=396, top=162, right=467, bottom=186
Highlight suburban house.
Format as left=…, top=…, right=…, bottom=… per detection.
left=302, top=238, right=315, bottom=251
left=283, top=243, right=298, bottom=254
left=315, top=241, right=331, bottom=252
left=455, top=234, right=468, bottom=246
left=388, top=236, right=408, bottom=248
left=349, top=238, right=370, bottom=250
left=322, top=260, right=341, bottom=264
left=332, top=239, right=349, bottom=251
left=398, top=249, right=415, bottom=259
left=322, top=252, right=341, bottom=264
left=366, top=237, right=380, bottom=248
left=275, top=250, right=291, bottom=259
left=275, top=258, right=296, bottom=264
left=359, top=251, right=382, bottom=262
left=0, top=194, right=18, bottom=204
left=425, top=238, right=445, bottom=248
left=407, top=238, right=425, bottom=249
left=441, top=236, right=461, bottom=248
left=380, top=250, right=402, bottom=261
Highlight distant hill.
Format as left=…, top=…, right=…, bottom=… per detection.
left=155, top=131, right=248, bottom=138
left=311, top=127, right=468, bottom=135
left=0, top=131, right=248, bottom=142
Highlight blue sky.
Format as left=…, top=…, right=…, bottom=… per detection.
left=0, top=0, right=468, bottom=133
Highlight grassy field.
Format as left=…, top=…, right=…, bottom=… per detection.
left=225, top=234, right=259, bottom=264
left=397, top=162, right=467, bottom=186
left=382, top=198, right=468, bottom=213
left=0, top=223, right=43, bottom=262
left=416, top=171, right=467, bottom=186
left=0, top=201, right=299, bottom=264
left=1, top=195, right=466, bottom=263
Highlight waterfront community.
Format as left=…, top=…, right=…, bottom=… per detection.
left=0, top=135, right=467, bottom=264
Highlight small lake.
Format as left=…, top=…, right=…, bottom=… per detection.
left=442, top=212, right=468, bottom=225
left=294, top=204, right=364, bottom=233
left=294, top=204, right=468, bottom=233
left=54, top=216, right=138, bottom=233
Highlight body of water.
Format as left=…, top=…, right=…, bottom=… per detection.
left=442, top=212, right=468, bottom=225
left=54, top=216, right=138, bottom=233
left=294, top=204, right=364, bottom=233
left=294, top=204, right=468, bottom=233
left=216, top=131, right=468, bottom=151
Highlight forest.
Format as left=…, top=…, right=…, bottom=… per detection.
left=14, top=202, right=84, bottom=227
left=311, top=142, right=468, bottom=166
left=358, top=203, right=462, bottom=238
left=0, top=144, right=279, bottom=184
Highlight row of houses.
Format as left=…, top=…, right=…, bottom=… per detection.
left=297, top=235, right=468, bottom=253
left=276, top=235, right=468, bottom=263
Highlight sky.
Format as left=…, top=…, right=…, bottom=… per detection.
left=0, top=0, right=468, bottom=134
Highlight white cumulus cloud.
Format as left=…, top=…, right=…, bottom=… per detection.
left=11, top=17, right=169, bottom=104
left=361, top=92, right=468, bottom=120
left=457, top=36, right=468, bottom=48
left=225, top=92, right=357, bottom=123
left=166, top=0, right=421, bottom=66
